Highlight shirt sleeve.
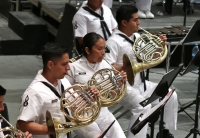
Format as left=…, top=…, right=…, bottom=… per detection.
left=105, top=39, right=120, bottom=64
left=72, top=13, right=87, bottom=37
left=17, top=88, right=43, bottom=122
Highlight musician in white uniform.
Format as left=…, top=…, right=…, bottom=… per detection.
left=66, top=32, right=127, bottom=138
left=105, top=5, right=178, bottom=138
left=16, top=43, right=99, bottom=138
left=72, top=0, right=117, bottom=46
left=0, top=85, right=32, bottom=138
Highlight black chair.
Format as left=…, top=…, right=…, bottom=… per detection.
left=55, top=3, right=78, bottom=58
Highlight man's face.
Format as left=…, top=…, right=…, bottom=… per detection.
left=88, top=0, right=104, bottom=10
left=125, top=13, right=140, bottom=34
left=51, top=53, right=70, bottom=79
left=0, top=95, right=4, bottom=111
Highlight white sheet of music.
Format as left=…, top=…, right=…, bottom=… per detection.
left=138, top=89, right=175, bottom=122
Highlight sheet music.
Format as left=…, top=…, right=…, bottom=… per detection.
left=137, top=89, right=175, bottom=122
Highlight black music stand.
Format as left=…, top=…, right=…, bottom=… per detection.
left=140, top=65, right=183, bottom=107
left=131, top=88, right=175, bottom=137
left=177, top=20, right=200, bottom=124
left=135, top=65, right=183, bottom=138
left=180, top=20, right=200, bottom=44
left=166, top=20, right=200, bottom=72
left=178, top=50, right=200, bottom=138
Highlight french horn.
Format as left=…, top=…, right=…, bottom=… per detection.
left=123, top=27, right=168, bottom=85
left=46, top=84, right=101, bottom=138
left=0, top=114, right=25, bottom=138
left=88, top=57, right=127, bottom=107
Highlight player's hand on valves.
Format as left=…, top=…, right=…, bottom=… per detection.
left=90, top=87, right=100, bottom=97
left=17, top=131, right=32, bottom=138
left=120, top=70, right=127, bottom=82
left=159, top=34, right=167, bottom=44
left=85, top=86, right=100, bottom=101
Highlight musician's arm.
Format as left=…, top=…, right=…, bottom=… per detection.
left=17, top=120, right=54, bottom=135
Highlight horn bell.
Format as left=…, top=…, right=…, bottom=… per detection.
left=123, top=44, right=167, bottom=86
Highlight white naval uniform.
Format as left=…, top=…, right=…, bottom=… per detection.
left=66, top=56, right=126, bottom=138
left=105, top=29, right=178, bottom=138
left=17, top=70, right=71, bottom=138
left=0, top=120, right=4, bottom=137
left=72, top=1, right=117, bottom=39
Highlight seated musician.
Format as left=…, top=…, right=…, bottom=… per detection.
left=16, top=43, right=99, bottom=138
left=66, top=32, right=127, bottom=138
left=0, top=85, right=32, bottom=138
left=72, top=0, right=117, bottom=54
left=105, top=5, right=178, bottom=138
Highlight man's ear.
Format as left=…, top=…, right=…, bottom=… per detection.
left=85, top=47, right=90, bottom=55
left=121, top=20, right=127, bottom=27
left=47, top=60, right=54, bottom=70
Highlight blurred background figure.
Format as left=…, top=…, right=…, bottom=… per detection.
left=104, top=0, right=154, bottom=18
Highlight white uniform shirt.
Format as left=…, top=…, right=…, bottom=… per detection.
left=67, top=56, right=112, bottom=120
left=72, top=1, right=117, bottom=38
left=105, top=29, right=142, bottom=87
left=17, top=70, right=71, bottom=138
left=0, top=120, right=4, bottom=137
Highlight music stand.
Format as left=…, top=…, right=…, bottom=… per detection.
left=178, top=50, right=200, bottom=138
left=180, top=20, right=200, bottom=44
left=166, top=20, right=200, bottom=72
left=138, top=65, right=183, bottom=138
left=131, top=89, right=175, bottom=136
left=140, top=65, right=183, bottom=107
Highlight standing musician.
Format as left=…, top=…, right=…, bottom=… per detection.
left=105, top=5, right=178, bottom=138
left=72, top=0, right=117, bottom=48
left=16, top=43, right=99, bottom=138
left=0, top=85, right=32, bottom=138
left=66, top=32, right=127, bottom=138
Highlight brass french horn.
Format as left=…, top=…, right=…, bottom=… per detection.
left=46, top=83, right=101, bottom=138
left=0, top=114, right=25, bottom=138
left=88, top=57, right=127, bottom=107
left=123, top=27, right=168, bottom=86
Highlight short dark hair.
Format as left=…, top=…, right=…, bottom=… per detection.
left=82, top=32, right=104, bottom=57
left=0, top=85, right=6, bottom=96
left=41, top=43, right=69, bottom=68
left=116, top=5, right=138, bottom=27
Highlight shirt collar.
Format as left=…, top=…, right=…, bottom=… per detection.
left=79, top=56, right=100, bottom=70
left=114, top=29, right=135, bottom=39
left=35, top=70, right=61, bottom=88
left=79, top=56, right=88, bottom=62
